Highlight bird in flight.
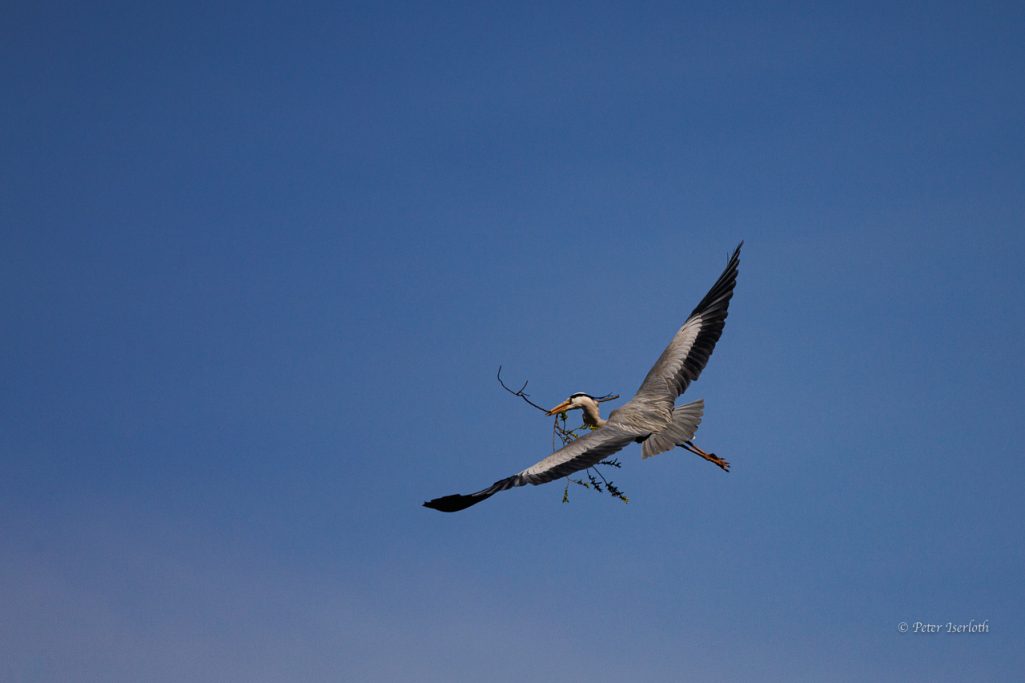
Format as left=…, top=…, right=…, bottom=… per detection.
left=424, top=242, right=742, bottom=512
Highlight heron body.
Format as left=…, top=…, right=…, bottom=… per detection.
left=424, top=242, right=742, bottom=513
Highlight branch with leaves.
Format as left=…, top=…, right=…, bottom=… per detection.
left=497, top=366, right=629, bottom=505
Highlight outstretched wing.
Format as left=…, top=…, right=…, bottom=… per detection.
left=519, top=425, right=636, bottom=484
left=621, top=243, right=741, bottom=426
left=423, top=426, right=636, bottom=512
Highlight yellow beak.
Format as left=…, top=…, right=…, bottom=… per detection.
left=546, top=399, right=574, bottom=416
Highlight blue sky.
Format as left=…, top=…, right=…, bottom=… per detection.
left=3, top=1, right=1024, bottom=680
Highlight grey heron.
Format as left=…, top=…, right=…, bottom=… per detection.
left=424, top=242, right=742, bottom=513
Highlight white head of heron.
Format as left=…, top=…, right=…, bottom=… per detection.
left=547, top=393, right=606, bottom=427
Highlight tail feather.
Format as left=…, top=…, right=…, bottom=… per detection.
left=641, top=399, right=704, bottom=459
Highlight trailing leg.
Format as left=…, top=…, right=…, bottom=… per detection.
left=681, top=440, right=730, bottom=472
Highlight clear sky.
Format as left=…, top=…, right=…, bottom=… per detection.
left=3, top=1, right=1024, bottom=680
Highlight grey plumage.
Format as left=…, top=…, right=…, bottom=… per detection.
left=641, top=399, right=703, bottom=459
left=423, top=242, right=742, bottom=513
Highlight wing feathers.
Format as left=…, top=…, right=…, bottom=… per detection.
left=520, top=427, right=635, bottom=485
left=423, top=475, right=524, bottom=512
left=687, top=249, right=741, bottom=319
left=635, top=242, right=741, bottom=404
left=423, top=428, right=635, bottom=512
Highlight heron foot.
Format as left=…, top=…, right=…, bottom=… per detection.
left=706, top=454, right=730, bottom=472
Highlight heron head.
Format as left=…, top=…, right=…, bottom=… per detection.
left=546, top=392, right=596, bottom=416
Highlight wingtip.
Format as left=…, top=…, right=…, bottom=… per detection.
left=423, top=493, right=486, bottom=513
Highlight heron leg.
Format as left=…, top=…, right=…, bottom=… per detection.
left=682, top=440, right=730, bottom=472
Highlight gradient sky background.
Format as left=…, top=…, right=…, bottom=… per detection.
left=3, top=2, right=1024, bottom=681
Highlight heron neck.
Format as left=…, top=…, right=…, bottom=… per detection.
left=581, top=401, right=607, bottom=428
